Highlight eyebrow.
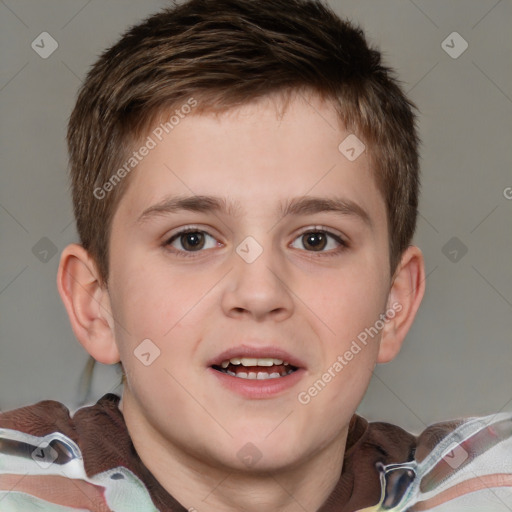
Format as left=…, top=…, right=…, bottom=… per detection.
left=137, top=194, right=372, bottom=227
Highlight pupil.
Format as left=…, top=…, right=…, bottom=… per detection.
left=304, top=232, right=326, bottom=251
left=182, top=232, right=204, bottom=251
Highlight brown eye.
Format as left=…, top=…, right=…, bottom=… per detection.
left=165, top=229, right=218, bottom=256
left=179, top=231, right=205, bottom=251
left=302, top=232, right=328, bottom=251
left=290, top=228, right=347, bottom=256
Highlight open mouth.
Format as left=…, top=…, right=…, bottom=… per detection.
left=212, top=357, right=298, bottom=380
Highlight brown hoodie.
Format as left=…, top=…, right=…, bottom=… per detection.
left=1, top=393, right=511, bottom=511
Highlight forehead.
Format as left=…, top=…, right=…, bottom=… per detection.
left=114, top=93, right=385, bottom=230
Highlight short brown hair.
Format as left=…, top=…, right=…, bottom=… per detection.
left=67, top=0, right=420, bottom=284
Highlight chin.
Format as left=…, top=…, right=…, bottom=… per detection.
left=216, top=433, right=307, bottom=473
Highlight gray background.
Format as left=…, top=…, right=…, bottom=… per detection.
left=0, top=0, right=511, bottom=435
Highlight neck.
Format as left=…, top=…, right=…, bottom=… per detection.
left=119, top=393, right=348, bottom=512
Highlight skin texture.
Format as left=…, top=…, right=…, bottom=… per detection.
left=57, top=92, right=425, bottom=512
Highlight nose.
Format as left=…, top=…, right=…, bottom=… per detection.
left=220, top=237, right=294, bottom=322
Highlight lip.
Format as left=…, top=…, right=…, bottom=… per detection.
left=207, top=345, right=307, bottom=369
left=207, top=344, right=307, bottom=399
left=208, top=366, right=306, bottom=399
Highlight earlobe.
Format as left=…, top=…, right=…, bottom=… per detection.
left=377, top=245, right=425, bottom=364
left=56, top=243, right=120, bottom=365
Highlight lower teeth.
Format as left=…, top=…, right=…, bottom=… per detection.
left=224, top=369, right=294, bottom=380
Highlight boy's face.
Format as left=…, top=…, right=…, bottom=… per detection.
left=107, top=93, right=393, bottom=471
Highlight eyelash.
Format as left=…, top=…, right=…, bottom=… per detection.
left=163, top=225, right=348, bottom=259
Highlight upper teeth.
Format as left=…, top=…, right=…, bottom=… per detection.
left=220, top=357, right=288, bottom=369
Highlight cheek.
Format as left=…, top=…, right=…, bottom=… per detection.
left=109, top=252, right=185, bottom=333
left=299, top=262, right=388, bottom=340
left=108, top=257, right=209, bottom=370
left=311, top=264, right=388, bottom=392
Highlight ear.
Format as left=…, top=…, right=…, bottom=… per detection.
left=56, top=243, right=120, bottom=364
left=377, top=245, right=425, bottom=364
